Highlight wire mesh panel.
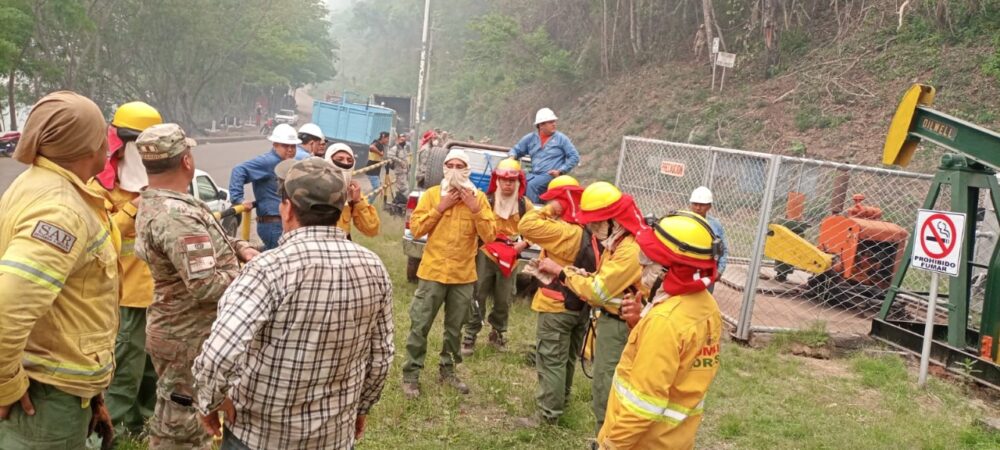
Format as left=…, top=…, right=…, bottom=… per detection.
left=750, top=157, right=935, bottom=334
left=616, top=137, right=774, bottom=327
left=616, top=136, right=939, bottom=336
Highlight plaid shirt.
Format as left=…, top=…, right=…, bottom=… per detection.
left=192, top=226, right=394, bottom=450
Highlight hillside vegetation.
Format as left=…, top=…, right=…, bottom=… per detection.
left=330, top=0, right=1000, bottom=179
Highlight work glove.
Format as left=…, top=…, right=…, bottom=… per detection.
left=88, top=394, right=115, bottom=450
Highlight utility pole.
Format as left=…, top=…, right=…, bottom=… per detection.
left=420, top=19, right=435, bottom=123
left=415, top=0, right=431, bottom=128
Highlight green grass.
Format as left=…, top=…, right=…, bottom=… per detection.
left=118, top=214, right=999, bottom=449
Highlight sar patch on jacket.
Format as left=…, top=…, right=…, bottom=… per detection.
left=182, top=235, right=216, bottom=277
left=31, top=221, right=77, bottom=254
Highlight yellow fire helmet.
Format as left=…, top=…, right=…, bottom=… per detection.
left=547, top=174, right=580, bottom=190
left=494, top=158, right=523, bottom=179
left=644, top=211, right=718, bottom=261
left=112, top=101, right=163, bottom=132
left=580, top=181, right=623, bottom=212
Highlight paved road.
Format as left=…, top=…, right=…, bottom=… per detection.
left=0, top=138, right=271, bottom=195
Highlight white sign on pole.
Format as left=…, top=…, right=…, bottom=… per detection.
left=911, top=209, right=966, bottom=277
left=715, top=52, right=736, bottom=68
left=910, top=208, right=965, bottom=386
left=711, top=37, right=720, bottom=54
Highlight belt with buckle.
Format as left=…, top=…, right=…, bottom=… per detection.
left=256, top=215, right=281, bottom=224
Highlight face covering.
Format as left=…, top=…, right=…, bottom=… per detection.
left=639, top=252, right=666, bottom=294
left=441, top=166, right=474, bottom=193
left=117, top=141, right=149, bottom=193
left=588, top=220, right=611, bottom=241
left=493, top=180, right=520, bottom=219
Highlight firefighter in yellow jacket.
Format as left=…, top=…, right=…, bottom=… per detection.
left=324, top=143, right=381, bottom=238
left=91, top=101, right=163, bottom=440
left=536, top=181, right=645, bottom=435
left=0, top=91, right=117, bottom=448
left=402, top=149, right=496, bottom=398
left=517, top=175, right=590, bottom=425
left=598, top=212, right=723, bottom=449
left=462, top=159, right=533, bottom=354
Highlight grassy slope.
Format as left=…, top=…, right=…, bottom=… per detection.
left=482, top=3, right=1000, bottom=182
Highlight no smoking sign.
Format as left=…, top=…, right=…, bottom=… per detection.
left=912, top=209, right=966, bottom=276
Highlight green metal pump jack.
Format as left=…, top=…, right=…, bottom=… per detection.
left=872, top=84, right=1000, bottom=388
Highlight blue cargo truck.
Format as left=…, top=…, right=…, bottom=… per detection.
left=312, top=94, right=396, bottom=167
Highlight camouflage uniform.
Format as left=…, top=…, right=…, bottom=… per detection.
left=387, top=141, right=411, bottom=203
left=133, top=124, right=251, bottom=450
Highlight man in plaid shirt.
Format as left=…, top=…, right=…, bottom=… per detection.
left=192, top=157, right=395, bottom=449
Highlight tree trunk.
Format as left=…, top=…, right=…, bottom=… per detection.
left=701, top=0, right=715, bottom=64
left=8, top=72, right=17, bottom=131
left=764, top=0, right=781, bottom=78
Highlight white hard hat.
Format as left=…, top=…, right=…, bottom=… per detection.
left=324, top=143, right=354, bottom=162
left=298, top=123, right=325, bottom=141
left=534, top=107, right=558, bottom=126
left=689, top=186, right=713, bottom=204
left=268, top=123, right=302, bottom=145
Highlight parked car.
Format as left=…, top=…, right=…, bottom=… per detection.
left=0, top=131, right=19, bottom=157
left=188, top=169, right=239, bottom=236
left=402, top=140, right=538, bottom=285
left=274, top=109, right=298, bottom=126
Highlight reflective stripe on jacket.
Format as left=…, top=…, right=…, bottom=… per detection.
left=0, top=157, right=121, bottom=404
left=562, top=235, right=642, bottom=315
left=598, top=290, right=723, bottom=449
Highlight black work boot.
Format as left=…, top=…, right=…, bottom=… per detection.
left=439, top=369, right=470, bottom=395
left=461, top=334, right=476, bottom=357
left=488, top=329, right=507, bottom=351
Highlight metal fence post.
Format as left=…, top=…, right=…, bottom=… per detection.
left=704, top=149, right=718, bottom=189
left=736, top=154, right=782, bottom=340
left=615, top=137, right=629, bottom=185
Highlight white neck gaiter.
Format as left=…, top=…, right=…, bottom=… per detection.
left=118, top=141, right=149, bottom=193
left=493, top=182, right=520, bottom=219
left=441, top=167, right=474, bottom=194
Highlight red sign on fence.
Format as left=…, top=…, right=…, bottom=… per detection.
left=659, top=160, right=686, bottom=177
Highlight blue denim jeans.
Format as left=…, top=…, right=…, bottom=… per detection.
left=525, top=172, right=555, bottom=204
left=257, top=221, right=282, bottom=251
left=221, top=428, right=251, bottom=450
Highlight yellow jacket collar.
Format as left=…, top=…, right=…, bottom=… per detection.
left=35, top=156, right=106, bottom=204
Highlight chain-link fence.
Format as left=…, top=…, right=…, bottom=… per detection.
left=615, top=136, right=978, bottom=337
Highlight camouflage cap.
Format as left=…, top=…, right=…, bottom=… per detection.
left=275, top=157, right=346, bottom=212
left=135, top=123, right=197, bottom=160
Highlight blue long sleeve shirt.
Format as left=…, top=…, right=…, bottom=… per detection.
left=508, top=131, right=580, bottom=175
left=229, top=149, right=309, bottom=217
left=707, top=215, right=729, bottom=274
left=295, top=145, right=313, bottom=159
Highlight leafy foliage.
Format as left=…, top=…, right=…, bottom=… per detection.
left=1, top=0, right=336, bottom=131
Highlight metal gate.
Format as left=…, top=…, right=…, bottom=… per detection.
left=613, top=136, right=974, bottom=338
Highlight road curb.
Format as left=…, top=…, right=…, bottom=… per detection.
left=198, top=135, right=266, bottom=144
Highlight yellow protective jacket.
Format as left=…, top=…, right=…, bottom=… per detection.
left=410, top=185, right=496, bottom=284
left=562, top=234, right=642, bottom=316
left=0, top=157, right=121, bottom=404
left=598, top=290, right=723, bottom=450
left=517, top=204, right=582, bottom=313
left=92, top=183, right=154, bottom=308
left=338, top=196, right=381, bottom=238
left=491, top=196, right=533, bottom=238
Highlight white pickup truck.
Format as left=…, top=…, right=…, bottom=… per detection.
left=402, top=141, right=538, bottom=282
left=188, top=168, right=239, bottom=236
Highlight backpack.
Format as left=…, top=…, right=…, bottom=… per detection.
left=551, top=227, right=603, bottom=312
